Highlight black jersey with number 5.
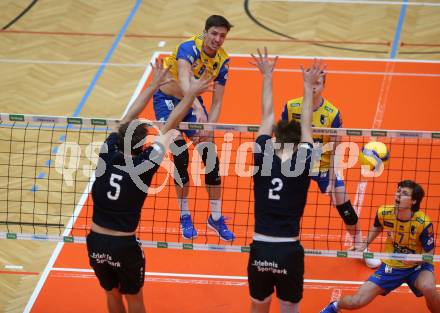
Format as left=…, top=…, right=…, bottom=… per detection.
left=92, top=133, right=165, bottom=232
left=253, top=135, right=313, bottom=237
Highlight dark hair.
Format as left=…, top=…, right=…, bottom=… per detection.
left=117, top=122, right=148, bottom=156
left=204, top=15, right=233, bottom=32
left=398, top=180, right=425, bottom=212
left=273, top=119, right=302, bottom=145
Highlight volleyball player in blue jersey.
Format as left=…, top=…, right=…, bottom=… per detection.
left=153, top=15, right=234, bottom=241
left=86, top=61, right=212, bottom=313
left=247, top=48, right=325, bottom=313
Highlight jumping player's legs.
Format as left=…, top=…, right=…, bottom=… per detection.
left=153, top=90, right=234, bottom=240
left=250, top=296, right=272, bottom=313
left=105, top=288, right=126, bottom=313
left=125, top=289, right=146, bottom=313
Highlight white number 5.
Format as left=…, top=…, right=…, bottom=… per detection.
left=268, top=178, right=283, bottom=200
left=107, top=173, right=123, bottom=200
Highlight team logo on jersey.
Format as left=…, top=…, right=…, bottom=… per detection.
left=198, top=65, right=206, bottom=76
left=324, top=106, right=334, bottom=113
left=416, top=217, right=425, bottom=224
left=290, top=102, right=300, bottom=107
left=320, top=114, right=326, bottom=125
left=213, top=62, right=218, bottom=70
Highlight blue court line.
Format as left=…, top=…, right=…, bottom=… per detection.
left=72, top=0, right=142, bottom=117
left=390, top=0, right=408, bottom=58
left=27, top=1, right=142, bottom=192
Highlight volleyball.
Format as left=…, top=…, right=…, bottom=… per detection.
left=359, top=141, right=389, bottom=171
left=363, top=248, right=382, bottom=269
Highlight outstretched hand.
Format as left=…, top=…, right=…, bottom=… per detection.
left=301, top=59, right=326, bottom=87
left=150, top=58, right=174, bottom=88
left=250, top=47, right=278, bottom=75
left=188, top=70, right=214, bottom=96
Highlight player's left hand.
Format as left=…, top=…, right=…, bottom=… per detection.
left=250, top=47, right=278, bottom=75
left=301, top=59, right=326, bottom=86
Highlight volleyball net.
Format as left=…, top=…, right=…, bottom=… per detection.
left=1, top=113, right=439, bottom=262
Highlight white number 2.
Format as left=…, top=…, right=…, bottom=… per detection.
left=107, top=173, right=123, bottom=200
left=268, top=178, right=283, bottom=200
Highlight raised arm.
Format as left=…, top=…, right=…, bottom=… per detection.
left=119, top=59, right=172, bottom=126
left=250, top=47, right=278, bottom=137
left=301, top=60, right=326, bottom=144
left=208, top=83, right=225, bottom=123
left=154, top=72, right=213, bottom=147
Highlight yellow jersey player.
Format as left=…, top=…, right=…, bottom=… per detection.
left=321, top=180, right=440, bottom=313
left=281, top=73, right=364, bottom=250
left=152, top=15, right=234, bottom=241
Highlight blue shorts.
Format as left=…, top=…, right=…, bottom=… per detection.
left=368, top=262, right=434, bottom=297
left=311, top=170, right=345, bottom=193
left=153, top=90, right=207, bottom=137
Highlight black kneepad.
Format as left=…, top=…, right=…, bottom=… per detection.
left=198, top=142, right=221, bottom=186
left=336, top=201, right=358, bottom=225
left=170, top=139, right=189, bottom=186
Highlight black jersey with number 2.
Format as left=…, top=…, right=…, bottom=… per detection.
left=253, top=134, right=313, bottom=237
left=92, top=133, right=165, bottom=232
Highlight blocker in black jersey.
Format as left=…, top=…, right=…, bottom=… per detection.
left=246, top=48, right=325, bottom=312
left=91, top=132, right=165, bottom=233
left=253, top=134, right=313, bottom=238
left=84, top=57, right=213, bottom=312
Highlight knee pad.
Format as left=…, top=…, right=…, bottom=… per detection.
left=170, top=139, right=189, bottom=186
left=198, top=142, right=221, bottom=186
left=336, top=201, right=358, bottom=225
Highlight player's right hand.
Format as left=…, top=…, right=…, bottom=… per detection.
left=150, top=58, right=174, bottom=88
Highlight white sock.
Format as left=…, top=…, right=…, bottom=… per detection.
left=334, top=301, right=339, bottom=310
left=178, top=198, right=190, bottom=217
left=209, top=200, right=222, bottom=221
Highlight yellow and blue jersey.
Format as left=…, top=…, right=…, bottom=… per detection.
left=281, top=97, right=342, bottom=170
left=375, top=205, right=435, bottom=268
left=163, top=34, right=229, bottom=85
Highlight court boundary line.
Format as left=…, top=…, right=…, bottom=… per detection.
left=3, top=52, right=440, bottom=65
left=50, top=267, right=440, bottom=288
left=2, top=58, right=440, bottom=76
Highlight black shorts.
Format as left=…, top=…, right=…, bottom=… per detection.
left=86, top=231, right=145, bottom=294
left=247, top=240, right=304, bottom=303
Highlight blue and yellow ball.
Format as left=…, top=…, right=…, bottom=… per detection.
left=359, top=141, right=390, bottom=171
